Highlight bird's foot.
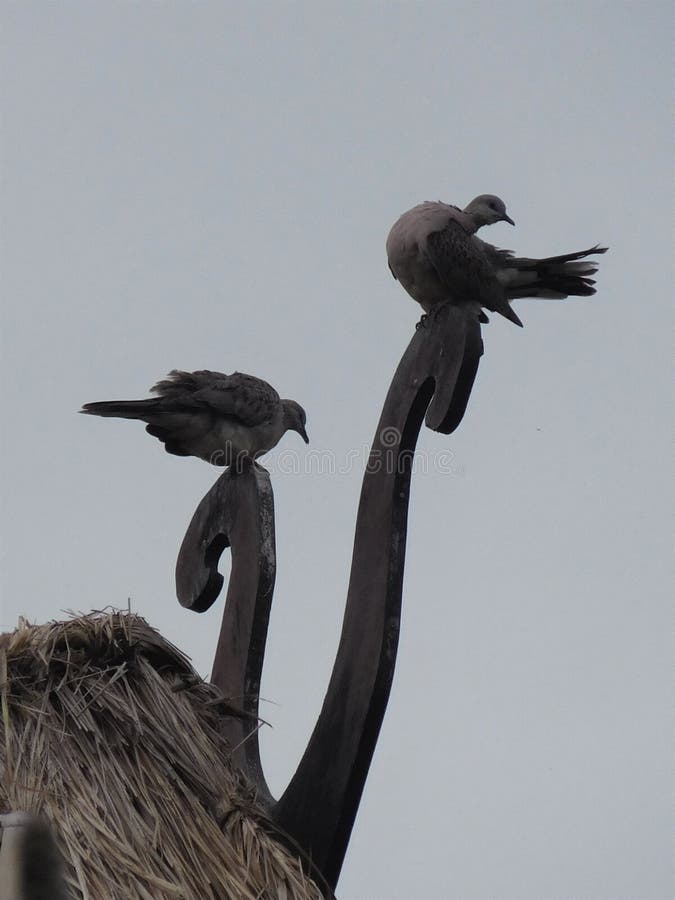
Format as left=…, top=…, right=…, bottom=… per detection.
left=429, top=301, right=450, bottom=320
left=417, top=302, right=452, bottom=330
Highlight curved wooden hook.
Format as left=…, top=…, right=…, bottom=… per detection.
left=275, top=305, right=482, bottom=884
left=176, top=304, right=483, bottom=888
left=176, top=463, right=276, bottom=805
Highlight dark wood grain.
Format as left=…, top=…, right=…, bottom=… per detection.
left=175, top=304, right=483, bottom=890
left=275, top=305, right=482, bottom=884
left=176, top=463, right=276, bottom=805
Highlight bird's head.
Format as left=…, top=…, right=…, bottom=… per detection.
left=463, top=194, right=515, bottom=228
left=282, top=399, right=309, bottom=443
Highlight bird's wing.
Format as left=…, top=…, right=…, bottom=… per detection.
left=472, top=236, right=514, bottom=268
left=152, top=370, right=280, bottom=427
left=425, top=225, right=523, bottom=326
left=424, top=220, right=500, bottom=302
left=387, top=202, right=465, bottom=265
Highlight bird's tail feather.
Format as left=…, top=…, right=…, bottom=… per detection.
left=79, top=398, right=161, bottom=421
left=501, top=245, right=607, bottom=300
left=496, top=303, right=523, bottom=327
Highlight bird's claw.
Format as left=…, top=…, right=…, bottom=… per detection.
left=417, top=302, right=451, bottom=330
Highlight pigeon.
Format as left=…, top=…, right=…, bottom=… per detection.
left=81, top=370, right=308, bottom=467
left=386, top=194, right=607, bottom=327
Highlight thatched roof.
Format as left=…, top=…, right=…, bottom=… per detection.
left=0, top=612, right=324, bottom=900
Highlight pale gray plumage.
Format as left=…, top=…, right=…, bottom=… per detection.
left=386, top=194, right=607, bottom=327
left=81, top=370, right=308, bottom=467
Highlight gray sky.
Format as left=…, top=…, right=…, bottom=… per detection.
left=2, top=3, right=673, bottom=899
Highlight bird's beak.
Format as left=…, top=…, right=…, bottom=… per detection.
left=297, top=424, right=309, bottom=444
left=502, top=213, right=515, bottom=226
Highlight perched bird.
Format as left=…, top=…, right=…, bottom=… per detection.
left=386, top=194, right=607, bottom=327
left=81, top=370, right=308, bottom=467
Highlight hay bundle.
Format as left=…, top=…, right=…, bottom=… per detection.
left=0, top=612, right=324, bottom=900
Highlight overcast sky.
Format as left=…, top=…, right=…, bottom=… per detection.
left=2, top=3, right=673, bottom=899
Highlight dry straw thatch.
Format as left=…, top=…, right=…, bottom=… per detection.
left=0, top=611, right=325, bottom=900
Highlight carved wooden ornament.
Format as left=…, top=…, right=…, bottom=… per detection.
left=176, top=306, right=483, bottom=890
